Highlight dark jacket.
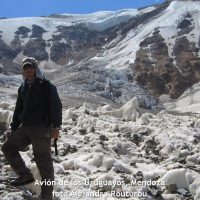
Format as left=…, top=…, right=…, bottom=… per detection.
left=10, top=78, right=62, bottom=131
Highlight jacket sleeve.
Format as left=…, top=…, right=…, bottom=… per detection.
left=10, top=86, right=23, bottom=131
left=49, top=84, right=62, bottom=128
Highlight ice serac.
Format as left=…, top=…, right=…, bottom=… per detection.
left=101, top=97, right=141, bottom=121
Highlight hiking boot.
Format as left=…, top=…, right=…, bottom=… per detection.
left=10, top=175, right=35, bottom=186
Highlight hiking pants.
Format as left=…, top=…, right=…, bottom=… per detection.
left=1, top=126, right=54, bottom=198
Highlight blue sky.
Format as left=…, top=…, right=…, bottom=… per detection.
left=2, top=0, right=164, bottom=18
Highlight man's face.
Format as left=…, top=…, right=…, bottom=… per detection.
left=23, top=64, right=36, bottom=81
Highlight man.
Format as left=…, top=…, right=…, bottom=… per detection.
left=1, top=57, right=62, bottom=200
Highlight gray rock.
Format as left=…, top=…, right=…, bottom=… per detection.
left=79, top=129, right=87, bottom=135
left=23, top=38, right=48, bottom=61
left=15, top=26, right=31, bottom=38
left=166, top=184, right=177, bottom=194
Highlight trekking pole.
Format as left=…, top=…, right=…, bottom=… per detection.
left=54, top=138, right=58, bottom=156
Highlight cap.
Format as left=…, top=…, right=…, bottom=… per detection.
left=22, top=57, right=38, bottom=69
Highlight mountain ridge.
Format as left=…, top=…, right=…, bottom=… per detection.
left=0, top=0, right=200, bottom=107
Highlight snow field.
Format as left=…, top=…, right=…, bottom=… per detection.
left=1, top=97, right=200, bottom=199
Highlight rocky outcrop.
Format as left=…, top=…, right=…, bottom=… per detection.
left=0, top=39, right=18, bottom=60
left=177, top=13, right=193, bottom=36
left=172, top=36, right=200, bottom=98
left=31, top=24, right=47, bottom=39
left=19, top=25, right=48, bottom=62
left=131, top=18, right=200, bottom=99
left=15, top=26, right=31, bottom=38
left=11, top=35, right=22, bottom=53
left=131, top=31, right=177, bottom=97
left=50, top=41, right=69, bottom=64
left=23, top=38, right=48, bottom=61
left=49, top=25, right=107, bottom=65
